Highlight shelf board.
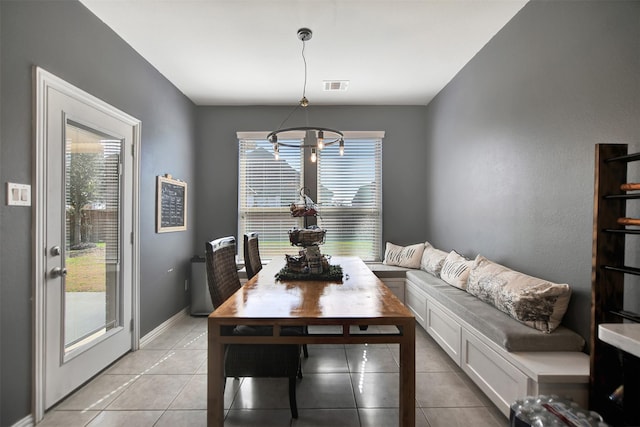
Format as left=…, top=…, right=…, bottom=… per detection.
left=606, top=152, right=640, bottom=163
left=604, top=193, right=640, bottom=200
left=604, top=228, right=640, bottom=235
left=611, top=310, right=640, bottom=323
left=603, top=265, right=640, bottom=276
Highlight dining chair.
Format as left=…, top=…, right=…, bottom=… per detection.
left=205, top=236, right=302, bottom=418
left=243, top=232, right=263, bottom=280
left=243, top=232, right=309, bottom=358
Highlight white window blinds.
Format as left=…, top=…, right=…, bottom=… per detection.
left=238, top=134, right=304, bottom=261
left=317, top=136, right=383, bottom=262
left=238, top=131, right=383, bottom=262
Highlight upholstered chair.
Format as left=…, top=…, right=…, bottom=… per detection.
left=243, top=232, right=263, bottom=280
left=205, top=236, right=302, bottom=418
left=243, top=232, right=309, bottom=357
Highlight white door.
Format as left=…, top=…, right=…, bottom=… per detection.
left=34, top=68, right=140, bottom=415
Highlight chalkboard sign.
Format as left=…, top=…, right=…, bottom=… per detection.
left=156, top=175, right=187, bottom=233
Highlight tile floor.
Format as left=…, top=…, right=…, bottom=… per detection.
left=40, top=316, right=509, bottom=426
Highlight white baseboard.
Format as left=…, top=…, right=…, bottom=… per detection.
left=11, top=414, right=34, bottom=427
left=139, top=307, right=190, bottom=348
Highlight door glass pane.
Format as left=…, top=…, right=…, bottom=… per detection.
left=64, top=121, right=122, bottom=352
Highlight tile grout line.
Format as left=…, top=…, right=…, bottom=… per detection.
left=152, top=324, right=206, bottom=425
left=41, top=318, right=509, bottom=426
left=90, top=351, right=178, bottom=415
left=346, top=344, right=366, bottom=427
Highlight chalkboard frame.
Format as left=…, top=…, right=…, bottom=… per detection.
left=156, top=175, right=188, bottom=233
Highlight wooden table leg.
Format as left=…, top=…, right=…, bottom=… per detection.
left=399, top=319, right=416, bottom=427
left=207, top=319, right=225, bottom=427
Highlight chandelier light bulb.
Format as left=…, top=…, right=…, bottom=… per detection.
left=274, top=143, right=279, bottom=160
left=339, top=139, right=344, bottom=156
left=311, top=148, right=317, bottom=163
left=317, top=130, right=324, bottom=150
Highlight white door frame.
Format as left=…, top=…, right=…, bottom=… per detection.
left=32, top=67, right=141, bottom=422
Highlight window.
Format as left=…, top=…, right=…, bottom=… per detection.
left=317, top=134, right=382, bottom=261
left=238, top=132, right=304, bottom=261
left=238, top=131, right=383, bottom=262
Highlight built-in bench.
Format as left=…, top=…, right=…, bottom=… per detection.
left=368, top=263, right=589, bottom=418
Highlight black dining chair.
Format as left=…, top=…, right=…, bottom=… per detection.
left=205, top=236, right=302, bottom=418
left=243, top=232, right=309, bottom=358
left=243, top=232, right=263, bottom=280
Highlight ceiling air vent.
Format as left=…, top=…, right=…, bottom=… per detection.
left=323, top=80, right=349, bottom=91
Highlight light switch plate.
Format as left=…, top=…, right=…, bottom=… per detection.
left=6, top=182, right=31, bottom=206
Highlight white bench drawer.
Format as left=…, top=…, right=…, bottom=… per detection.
left=426, top=298, right=461, bottom=365
left=405, top=279, right=427, bottom=329
left=461, top=329, right=528, bottom=417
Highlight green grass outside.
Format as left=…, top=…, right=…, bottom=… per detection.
left=260, top=239, right=377, bottom=260
left=65, top=243, right=106, bottom=292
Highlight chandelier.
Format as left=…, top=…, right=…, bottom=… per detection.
left=267, top=28, right=344, bottom=163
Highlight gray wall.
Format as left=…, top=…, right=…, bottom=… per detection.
left=423, top=0, right=640, bottom=343
left=0, top=1, right=197, bottom=425
left=2, top=0, right=639, bottom=424
left=195, top=106, right=429, bottom=255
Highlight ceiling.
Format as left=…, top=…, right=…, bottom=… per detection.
left=79, top=0, right=528, bottom=107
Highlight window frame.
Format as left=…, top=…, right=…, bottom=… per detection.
left=237, top=130, right=384, bottom=262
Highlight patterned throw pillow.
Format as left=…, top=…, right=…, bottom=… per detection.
left=467, top=255, right=571, bottom=333
left=440, top=250, right=473, bottom=290
left=383, top=242, right=425, bottom=269
left=420, top=242, right=449, bottom=277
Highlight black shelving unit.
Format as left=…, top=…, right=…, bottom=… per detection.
left=590, top=143, right=640, bottom=426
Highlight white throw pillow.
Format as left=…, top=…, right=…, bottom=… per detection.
left=420, top=242, right=449, bottom=277
left=383, top=242, right=424, bottom=269
left=440, top=250, right=473, bottom=290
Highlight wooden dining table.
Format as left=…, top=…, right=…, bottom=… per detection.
left=207, top=255, right=415, bottom=426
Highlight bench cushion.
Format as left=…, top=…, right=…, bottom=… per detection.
left=406, top=270, right=585, bottom=352
left=368, top=263, right=411, bottom=279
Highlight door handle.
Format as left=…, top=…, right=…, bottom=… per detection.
left=50, top=267, right=67, bottom=278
